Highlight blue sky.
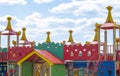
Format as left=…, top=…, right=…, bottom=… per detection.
left=0, top=0, right=120, bottom=47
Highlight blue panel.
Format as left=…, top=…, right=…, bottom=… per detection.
left=98, top=61, right=115, bottom=76
left=73, top=61, right=87, bottom=68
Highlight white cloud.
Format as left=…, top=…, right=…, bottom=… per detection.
left=0, top=12, right=98, bottom=43
left=50, top=0, right=120, bottom=17
left=0, top=0, right=27, bottom=5
left=34, top=0, right=53, bottom=4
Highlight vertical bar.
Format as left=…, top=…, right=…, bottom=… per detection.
left=18, top=64, right=22, bottom=76
left=8, top=35, right=10, bottom=48
left=50, top=66, right=51, bottom=76
left=7, top=61, right=9, bottom=76
left=17, top=35, right=19, bottom=47
left=113, top=25, right=116, bottom=76
left=98, top=27, right=100, bottom=58
left=104, top=30, right=107, bottom=60
left=0, top=35, right=1, bottom=52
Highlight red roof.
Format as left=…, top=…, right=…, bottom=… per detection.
left=37, top=50, right=64, bottom=64
left=22, top=50, right=64, bottom=64
left=100, top=23, right=118, bottom=30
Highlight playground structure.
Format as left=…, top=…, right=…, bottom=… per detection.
left=0, top=6, right=120, bottom=76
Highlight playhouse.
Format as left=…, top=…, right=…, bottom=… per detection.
left=0, top=6, right=120, bottom=76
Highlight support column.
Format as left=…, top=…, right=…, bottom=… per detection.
left=18, top=64, right=22, bottom=76
left=8, top=35, right=10, bottom=48
left=113, top=23, right=116, bottom=76
left=0, top=35, right=1, bottom=52
left=50, top=66, right=52, bottom=76
left=17, top=35, right=19, bottom=47
left=98, top=27, right=101, bottom=58
left=7, top=61, right=9, bottom=76
left=104, top=30, right=107, bottom=60
left=119, top=26, right=120, bottom=49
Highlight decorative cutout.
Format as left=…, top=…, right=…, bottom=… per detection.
left=75, top=49, right=78, bottom=51
left=79, top=51, right=82, bottom=56
left=70, top=51, right=74, bottom=56
left=13, top=53, right=16, bottom=57
left=66, top=50, right=69, bottom=52
left=88, top=51, right=91, bottom=56
left=83, top=49, right=86, bottom=51
left=47, top=46, right=50, bottom=48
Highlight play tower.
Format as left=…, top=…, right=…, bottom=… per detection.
left=0, top=6, right=120, bottom=76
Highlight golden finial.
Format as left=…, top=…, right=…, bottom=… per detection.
left=16, top=31, right=21, bottom=36
left=30, top=41, right=35, bottom=45
left=93, top=23, right=99, bottom=41
left=113, top=22, right=116, bottom=27
left=21, top=27, right=27, bottom=41
left=95, top=23, right=101, bottom=28
left=5, top=17, right=13, bottom=31
left=118, top=25, right=120, bottom=29
left=12, top=40, right=16, bottom=46
left=77, top=42, right=81, bottom=45
left=86, top=41, right=90, bottom=45
left=68, top=30, right=74, bottom=43
left=115, top=38, right=119, bottom=42
left=93, top=28, right=98, bottom=41
left=46, top=31, right=51, bottom=43
left=106, top=6, right=114, bottom=23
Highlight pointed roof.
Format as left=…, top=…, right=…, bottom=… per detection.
left=100, top=6, right=118, bottom=29
left=46, top=31, right=51, bottom=43
left=17, top=50, right=64, bottom=65
left=1, top=17, right=18, bottom=35
left=68, top=30, right=74, bottom=43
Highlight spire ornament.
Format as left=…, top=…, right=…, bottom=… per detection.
left=68, top=30, right=74, bottom=43
left=46, top=31, right=51, bottom=43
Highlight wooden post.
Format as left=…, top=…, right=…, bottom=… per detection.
left=113, top=23, right=116, bottom=76
left=104, top=30, right=107, bottom=60
left=98, top=27, right=101, bottom=58
left=18, top=64, right=22, bottom=76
